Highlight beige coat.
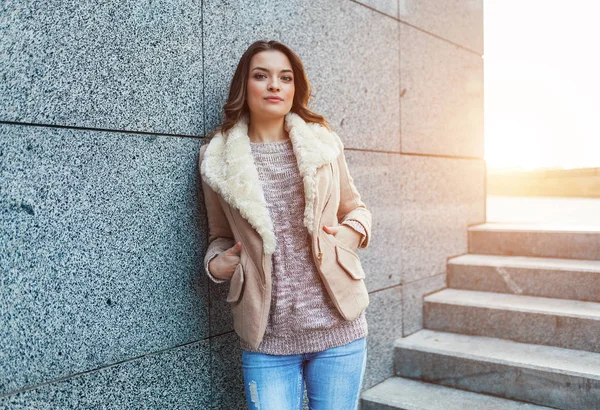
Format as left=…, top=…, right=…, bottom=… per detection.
left=199, top=111, right=372, bottom=349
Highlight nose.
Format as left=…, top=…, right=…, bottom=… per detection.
left=268, top=79, right=280, bottom=91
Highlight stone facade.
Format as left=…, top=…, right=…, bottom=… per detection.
left=0, top=1, right=483, bottom=408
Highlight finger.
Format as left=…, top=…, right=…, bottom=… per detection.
left=227, top=241, right=242, bottom=254
left=322, top=225, right=339, bottom=235
left=230, top=260, right=241, bottom=272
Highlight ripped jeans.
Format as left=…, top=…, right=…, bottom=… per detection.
left=241, top=337, right=367, bottom=410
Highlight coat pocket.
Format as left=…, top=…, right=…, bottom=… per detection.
left=226, top=263, right=245, bottom=303
left=335, top=243, right=366, bottom=280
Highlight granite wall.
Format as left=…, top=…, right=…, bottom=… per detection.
left=0, top=0, right=484, bottom=408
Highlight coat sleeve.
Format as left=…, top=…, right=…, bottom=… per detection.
left=199, top=144, right=235, bottom=282
left=333, top=134, right=372, bottom=249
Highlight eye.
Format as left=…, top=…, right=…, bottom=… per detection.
left=254, top=73, right=266, bottom=79
left=282, top=76, right=293, bottom=81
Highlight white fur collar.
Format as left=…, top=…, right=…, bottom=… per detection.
left=201, top=111, right=343, bottom=254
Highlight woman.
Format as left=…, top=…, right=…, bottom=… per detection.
left=199, top=40, right=372, bottom=410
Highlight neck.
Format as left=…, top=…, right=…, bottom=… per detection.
left=247, top=113, right=289, bottom=143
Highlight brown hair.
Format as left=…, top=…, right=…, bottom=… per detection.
left=208, top=40, right=331, bottom=138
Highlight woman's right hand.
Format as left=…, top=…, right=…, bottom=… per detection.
left=208, top=242, right=243, bottom=281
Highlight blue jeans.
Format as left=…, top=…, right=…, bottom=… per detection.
left=241, top=337, right=367, bottom=410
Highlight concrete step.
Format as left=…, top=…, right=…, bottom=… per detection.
left=360, top=377, right=552, bottom=410
left=447, top=254, right=600, bottom=302
left=394, top=329, right=600, bottom=409
left=423, top=288, right=600, bottom=353
left=468, top=223, right=600, bottom=260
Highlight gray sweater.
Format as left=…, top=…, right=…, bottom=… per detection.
left=207, top=139, right=367, bottom=354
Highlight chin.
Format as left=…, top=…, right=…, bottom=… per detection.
left=254, top=107, right=289, bottom=118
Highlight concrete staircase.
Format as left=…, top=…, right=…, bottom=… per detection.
left=361, top=222, right=600, bottom=410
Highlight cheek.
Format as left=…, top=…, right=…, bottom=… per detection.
left=285, top=84, right=295, bottom=99
left=247, top=80, right=262, bottom=100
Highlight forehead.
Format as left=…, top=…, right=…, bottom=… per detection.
left=250, top=50, right=292, bottom=70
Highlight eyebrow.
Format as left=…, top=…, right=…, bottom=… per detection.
left=251, top=66, right=294, bottom=74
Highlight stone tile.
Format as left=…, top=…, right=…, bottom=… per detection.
left=399, top=155, right=485, bottom=284
left=394, top=330, right=600, bottom=409
left=469, top=225, right=600, bottom=261
left=424, top=289, right=600, bottom=353
left=344, top=151, right=402, bottom=291
left=0, top=124, right=208, bottom=394
left=354, top=0, right=398, bottom=18
left=400, top=23, right=484, bottom=157
left=0, top=339, right=212, bottom=409
left=0, top=1, right=204, bottom=135
left=208, top=281, right=235, bottom=336
left=361, top=377, right=552, bottom=410
left=402, top=273, right=447, bottom=336
left=203, top=0, right=401, bottom=152
left=398, top=0, right=483, bottom=53
left=448, top=254, right=600, bottom=302
left=210, top=332, right=245, bottom=410
left=363, top=286, right=403, bottom=390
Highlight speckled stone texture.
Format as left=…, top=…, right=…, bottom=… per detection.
left=394, top=330, right=600, bottom=409
left=208, top=280, right=235, bottom=336
left=354, top=0, right=398, bottom=18
left=0, top=1, right=204, bottom=135
left=1, top=124, right=208, bottom=394
left=362, top=286, right=403, bottom=390
left=424, top=288, right=600, bottom=353
left=399, top=155, right=485, bottom=283
left=469, top=223, right=600, bottom=260
left=399, top=0, right=483, bottom=53
left=0, top=340, right=212, bottom=410
left=448, top=254, right=600, bottom=302
left=402, top=273, right=446, bottom=336
left=361, top=377, right=552, bottom=410
left=344, top=150, right=403, bottom=290
left=210, top=332, right=245, bottom=410
left=400, top=23, right=484, bottom=158
left=202, top=0, right=401, bottom=152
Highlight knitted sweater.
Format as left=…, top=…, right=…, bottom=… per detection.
left=203, top=139, right=368, bottom=353
left=236, top=139, right=367, bottom=354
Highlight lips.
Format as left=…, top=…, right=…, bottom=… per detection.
left=264, top=96, right=283, bottom=101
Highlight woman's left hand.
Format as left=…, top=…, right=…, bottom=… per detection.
left=322, top=225, right=362, bottom=251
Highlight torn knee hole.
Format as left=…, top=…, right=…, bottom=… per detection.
left=249, top=380, right=260, bottom=409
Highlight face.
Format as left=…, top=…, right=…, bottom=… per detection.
left=246, top=50, right=295, bottom=119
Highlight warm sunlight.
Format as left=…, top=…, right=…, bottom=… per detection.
left=484, top=0, right=600, bottom=171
